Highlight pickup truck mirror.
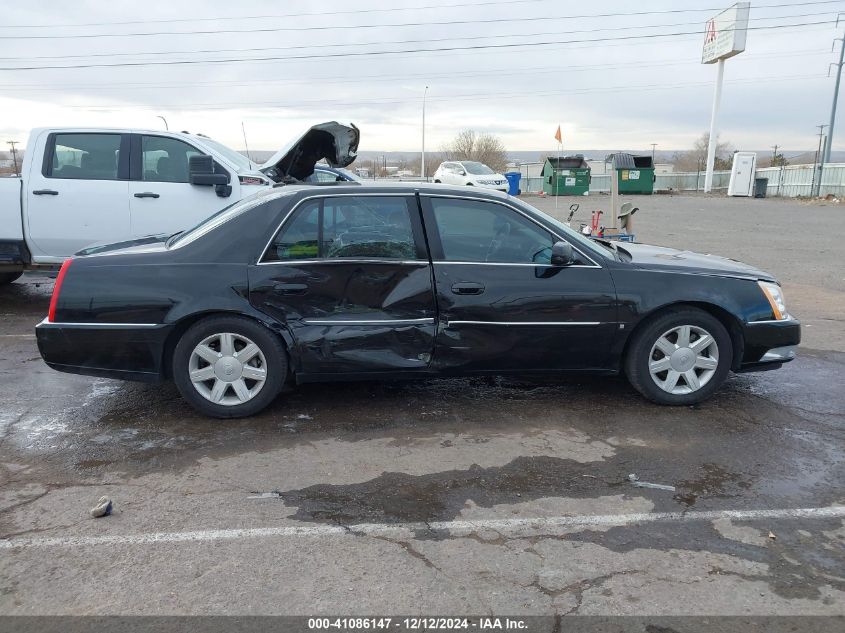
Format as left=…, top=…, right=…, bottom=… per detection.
left=189, top=155, right=229, bottom=187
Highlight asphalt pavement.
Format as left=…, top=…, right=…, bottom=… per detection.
left=1, top=194, right=844, bottom=619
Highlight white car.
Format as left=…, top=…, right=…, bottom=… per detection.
left=433, top=160, right=508, bottom=191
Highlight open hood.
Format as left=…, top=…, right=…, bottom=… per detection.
left=259, top=121, right=359, bottom=183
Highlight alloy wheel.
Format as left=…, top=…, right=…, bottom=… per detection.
left=188, top=332, right=268, bottom=406
left=648, top=324, right=719, bottom=395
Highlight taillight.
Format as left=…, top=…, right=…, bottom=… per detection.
left=48, top=258, right=73, bottom=323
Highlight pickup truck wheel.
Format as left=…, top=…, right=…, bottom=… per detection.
left=173, top=316, right=287, bottom=418
left=0, top=272, right=22, bottom=285
left=624, top=308, right=732, bottom=406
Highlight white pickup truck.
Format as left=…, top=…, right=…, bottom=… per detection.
left=0, top=121, right=359, bottom=284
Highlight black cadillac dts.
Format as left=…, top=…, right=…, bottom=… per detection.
left=36, top=184, right=800, bottom=418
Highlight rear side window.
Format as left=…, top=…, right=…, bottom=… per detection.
left=264, top=196, right=420, bottom=262
left=141, top=135, right=203, bottom=183
left=47, top=133, right=121, bottom=180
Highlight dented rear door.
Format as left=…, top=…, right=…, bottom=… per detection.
left=248, top=193, right=436, bottom=374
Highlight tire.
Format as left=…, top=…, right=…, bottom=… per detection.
left=0, top=272, right=22, bottom=285
left=434, top=179, right=441, bottom=183
left=173, top=315, right=288, bottom=418
left=624, top=307, right=732, bottom=406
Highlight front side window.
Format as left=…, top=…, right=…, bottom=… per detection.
left=141, top=135, right=203, bottom=183
left=430, top=198, right=555, bottom=264
left=264, top=196, right=419, bottom=262
left=49, top=133, right=121, bottom=180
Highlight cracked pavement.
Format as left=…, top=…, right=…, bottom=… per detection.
left=1, top=195, right=844, bottom=616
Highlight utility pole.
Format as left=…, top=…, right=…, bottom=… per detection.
left=650, top=143, right=657, bottom=163
left=6, top=140, right=19, bottom=175
left=771, top=144, right=778, bottom=166
left=812, top=125, right=827, bottom=196
left=823, top=22, right=845, bottom=166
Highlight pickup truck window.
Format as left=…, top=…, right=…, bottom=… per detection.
left=48, top=133, right=121, bottom=181
left=141, top=135, right=203, bottom=183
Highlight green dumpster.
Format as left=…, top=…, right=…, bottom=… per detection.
left=614, top=154, right=655, bottom=195
left=542, top=156, right=590, bottom=196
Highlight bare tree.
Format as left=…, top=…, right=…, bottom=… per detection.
left=441, top=130, right=509, bottom=173
left=408, top=153, right=445, bottom=178
left=672, top=132, right=734, bottom=171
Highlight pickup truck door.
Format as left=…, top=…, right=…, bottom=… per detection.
left=128, top=134, right=234, bottom=238
left=25, top=132, right=130, bottom=260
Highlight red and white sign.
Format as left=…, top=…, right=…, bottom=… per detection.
left=702, top=2, right=750, bottom=64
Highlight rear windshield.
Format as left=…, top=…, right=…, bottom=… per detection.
left=169, top=191, right=287, bottom=248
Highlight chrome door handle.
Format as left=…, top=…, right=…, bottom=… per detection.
left=451, top=282, right=485, bottom=295
left=274, top=283, right=308, bottom=295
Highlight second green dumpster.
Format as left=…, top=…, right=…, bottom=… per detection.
left=542, top=156, right=590, bottom=196
left=613, top=154, right=655, bottom=195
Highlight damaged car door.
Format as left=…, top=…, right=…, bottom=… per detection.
left=249, top=194, right=437, bottom=374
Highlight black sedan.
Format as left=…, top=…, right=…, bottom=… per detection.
left=36, top=184, right=800, bottom=418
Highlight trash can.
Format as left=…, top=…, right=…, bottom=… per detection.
left=613, top=154, right=655, bottom=194
left=542, top=156, right=590, bottom=196
left=505, top=171, right=522, bottom=196
left=754, top=177, right=768, bottom=198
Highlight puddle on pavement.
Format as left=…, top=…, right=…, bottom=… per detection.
left=673, top=463, right=752, bottom=507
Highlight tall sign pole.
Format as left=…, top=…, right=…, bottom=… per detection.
left=701, top=2, right=750, bottom=193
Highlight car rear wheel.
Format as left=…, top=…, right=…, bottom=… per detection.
left=0, top=272, right=22, bottom=285
left=624, top=307, right=732, bottom=405
left=173, top=315, right=287, bottom=418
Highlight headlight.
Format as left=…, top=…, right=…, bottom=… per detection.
left=758, top=280, right=788, bottom=320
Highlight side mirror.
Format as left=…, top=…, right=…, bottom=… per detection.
left=551, top=241, right=574, bottom=266
left=189, top=155, right=229, bottom=187
left=458, top=170, right=466, bottom=176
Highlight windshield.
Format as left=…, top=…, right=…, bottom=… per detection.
left=335, top=167, right=364, bottom=182
left=462, top=161, right=495, bottom=175
left=511, top=199, right=613, bottom=261
left=197, top=137, right=256, bottom=172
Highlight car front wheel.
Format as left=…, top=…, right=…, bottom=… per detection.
left=173, top=315, right=287, bottom=418
left=624, top=307, right=732, bottom=405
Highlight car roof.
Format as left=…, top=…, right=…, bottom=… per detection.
left=278, top=181, right=511, bottom=200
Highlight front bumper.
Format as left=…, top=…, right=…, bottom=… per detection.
left=737, top=316, right=801, bottom=372
left=35, top=318, right=170, bottom=382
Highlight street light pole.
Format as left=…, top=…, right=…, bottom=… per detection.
left=650, top=143, right=657, bottom=163
left=421, top=85, right=429, bottom=181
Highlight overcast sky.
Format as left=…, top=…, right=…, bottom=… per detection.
left=1, top=0, right=843, bottom=156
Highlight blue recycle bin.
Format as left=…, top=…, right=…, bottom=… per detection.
left=505, top=172, right=522, bottom=195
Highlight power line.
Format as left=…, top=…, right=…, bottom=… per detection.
left=0, top=49, right=829, bottom=91
left=1, top=10, right=833, bottom=63
left=0, top=0, right=554, bottom=28
left=0, top=0, right=841, bottom=39
left=0, top=20, right=833, bottom=71
left=70, top=73, right=826, bottom=112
